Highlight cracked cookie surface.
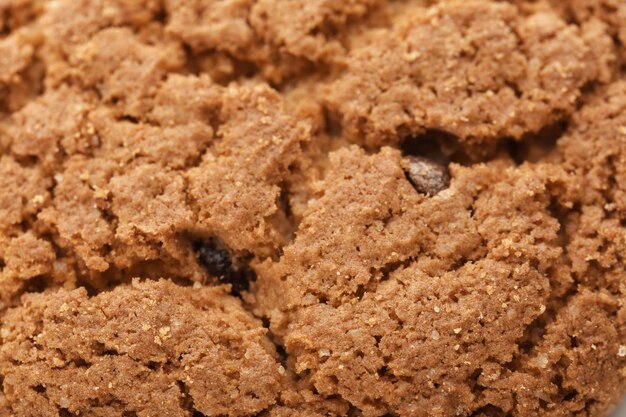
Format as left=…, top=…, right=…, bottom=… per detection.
left=0, top=0, right=624, bottom=416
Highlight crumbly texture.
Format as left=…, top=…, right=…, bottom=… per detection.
left=323, top=0, right=614, bottom=154
left=0, top=279, right=284, bottom=416
left=0, top=0, right=624, bottom=416
left=251, top=146, right=623, bottom=417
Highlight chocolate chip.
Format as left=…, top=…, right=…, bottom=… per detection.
left=196, top=242, right=232, bottom=277
left=403, top=156, right=450, bottom=196
left=195, top=240, right=255, bottom=296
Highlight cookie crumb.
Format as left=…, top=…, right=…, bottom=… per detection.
left=536, top=354, right=548, bottom=368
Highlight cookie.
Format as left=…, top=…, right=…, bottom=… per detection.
left=555, top=80, right=626, bottom=295
left=0, top=279, right=284, bottom=416
left=323, top=0, right=614, bottom=154
left=0, top=0, right=624, bottom=416
left=165, top=0, right=385, bottom=82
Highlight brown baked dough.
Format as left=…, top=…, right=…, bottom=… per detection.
left=0, top=0, right=623, bottom=416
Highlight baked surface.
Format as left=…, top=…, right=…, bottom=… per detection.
left=0, top=0, right=624, bottom=416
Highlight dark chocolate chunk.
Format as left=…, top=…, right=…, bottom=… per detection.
left=195, top=240, right=256, bottom=296
left=403, top=156, right=450, bottom=196
left=196, top=242, right=232, bottom=278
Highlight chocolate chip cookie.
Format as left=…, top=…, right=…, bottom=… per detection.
left=0, top=0, right=624, bottom=416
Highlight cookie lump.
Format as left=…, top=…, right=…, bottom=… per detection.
left=0, top=279, right=285, bottom=417
left=8, top=86, right=99, bottom=173
left=0, top=230, right=56, bottom=311
left=554, top=79, right=626, bottom=295
left=42, top=0, right=162, bottom=37
left=0, top=231, right=54, bottom=282
left=187, top=83, right=310, bottom=258
left=533, top=0, right=626, bottom=62
left=0, top=155, right=51, bottom=231
left=14, top=74, right=307, bottom=288
left=0, top=128, right=68, bottom=309
left=37, top=155, right=206, bottom=288
left=0, top=0, right=47, bottom=112
left=0, top=30, right=35, bottom=87
left=147, top=73, right=222, bottom=128
left=84, top=74, right=221, bottom=171
left=490, top=291, right=625, bottom=417
left=248, top=0, right=382, bottom=63
left=37, top=0, right=183, bottom=118
left=165, top=0, right=387, bottom=83
left=39, top=0, right=165, bottom=54
left=0, top=0, right=46, bottom=35
left=64, top=27, right=185, bottom=119
left=253, top=146, right=510, bottom=312
left=323, top=0, right=614, bottom=154
left=108, top=164, right=194, bottom=265
left=164, top=0, right=254, bottom=55
left=37, top=156, right=117, bottom=275
left=250, top=146, right=619, bottom=417
left=262, top=388, right=351, bottom=417
left=6, top=75, right=223, bottom=287
left=0, top=23, right=45, bottom=113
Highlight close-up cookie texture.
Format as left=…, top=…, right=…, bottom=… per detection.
left=0, top=0, right=625, bottom=416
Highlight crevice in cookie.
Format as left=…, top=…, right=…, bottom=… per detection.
left=91, top=257, right=203, bottom=294
left=262, top=317, right=289, bottom=370
left=10, top=153, right=40, bottom=168
left=154, top=5, right=168, bottom=26
left=58, top=408, right=72, bottom=417
left=268, top=178, right=301, bottom=251
left=321, top=105, right=343, bottom=139
left=469, top=404, right=508, bottom=417
left=551, top=359, right=579, bottom=403
left=176, top=380, right=204, bottom=417
left=505, top=119, right=568, bottom=165
left=0, top=2, right=45, bottom=36
left=92, top=341, right=122, bottom=357
left=21, top=275, right=47, bottom=294
left=401, top=129, right=484, bottom=165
